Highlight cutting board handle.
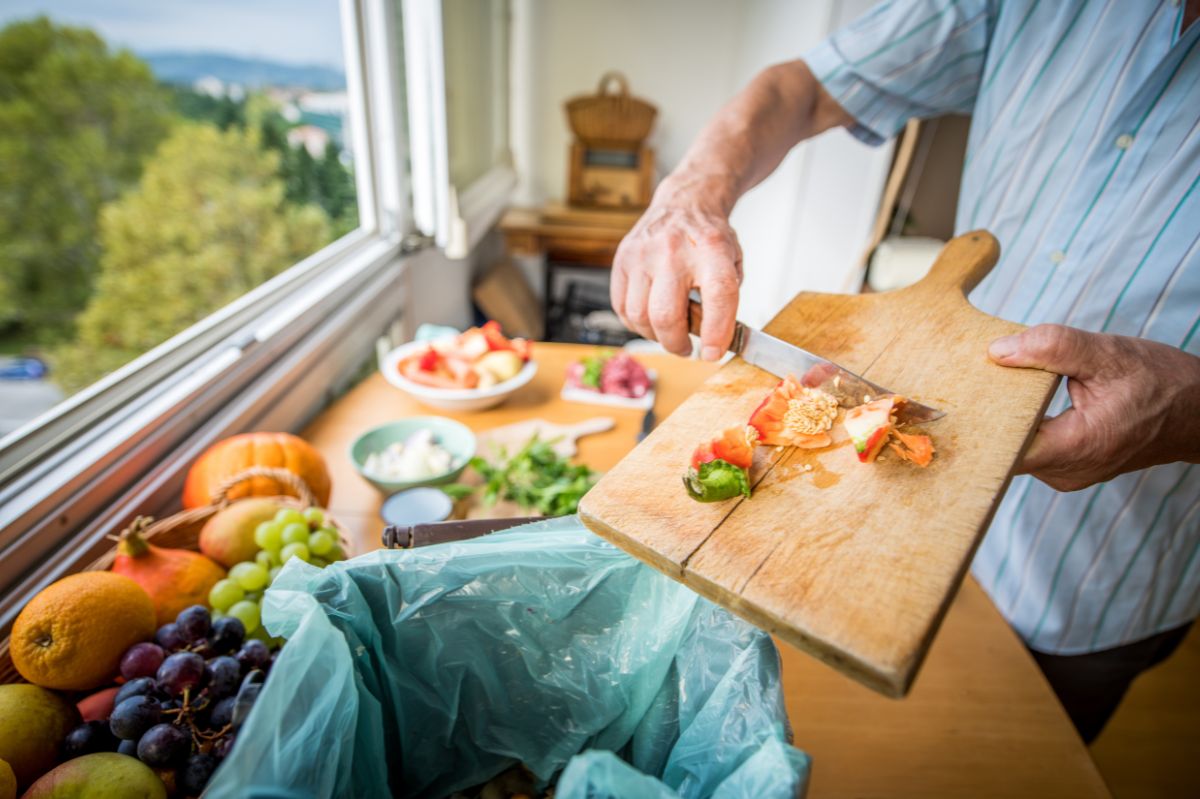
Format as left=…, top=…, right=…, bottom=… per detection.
left=906, top=230, right=1000, bottom=298
left=565, top=416, right=617, bottom=438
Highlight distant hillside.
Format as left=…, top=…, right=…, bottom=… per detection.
left=142, top=52, right=345, bottom=91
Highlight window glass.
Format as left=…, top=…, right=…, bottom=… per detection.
left=442, top=0, right=510, bottom=190
left=0, top=1, right=360, bottom=434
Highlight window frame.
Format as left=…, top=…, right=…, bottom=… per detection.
left=403, top=0, right=515, bottom=257
left=0, top=0, right=412, bottom=633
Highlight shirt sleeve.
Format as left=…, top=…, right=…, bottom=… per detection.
left=802, top=0, right=996, bottom=146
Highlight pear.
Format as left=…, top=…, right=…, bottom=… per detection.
left=22, top=753, right=165, bottom=799
left=0, top=683, right=80, bottom=789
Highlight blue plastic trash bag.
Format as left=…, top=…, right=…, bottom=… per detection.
left=206, top=516, right=810, bottom=798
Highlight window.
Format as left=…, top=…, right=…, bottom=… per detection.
left=403, top=0, right=514, bottom=255
left=0, top=1, right=362, bottom=433
left=0, top=0, right=514, bottom=637
left=443, top=0, right=511, bottom=190
left=0, top=0, right=415, bottom=630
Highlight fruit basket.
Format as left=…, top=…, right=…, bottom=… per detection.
left=0, top=467, right=349, bottom=686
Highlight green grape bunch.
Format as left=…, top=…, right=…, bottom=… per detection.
left=210, top=505, right=347, bottom=634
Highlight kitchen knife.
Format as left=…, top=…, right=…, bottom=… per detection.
left=687, top=296, right=944, bottom=424
left=636, top=408, right=655, bottom=441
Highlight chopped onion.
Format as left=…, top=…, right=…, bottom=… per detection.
left=364, top=430, right=458, bottom=481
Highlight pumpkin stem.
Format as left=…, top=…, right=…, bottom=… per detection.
left=118, top=516, right=155, bottom=558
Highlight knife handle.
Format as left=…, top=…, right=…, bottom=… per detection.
left=686, top=296, right=705, bottom=339
left=687, top=292, right=744, bottom=355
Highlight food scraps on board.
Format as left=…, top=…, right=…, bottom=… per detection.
left=684, top=378, right=934, bottom=503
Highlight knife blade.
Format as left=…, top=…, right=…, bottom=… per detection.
left=636, top=408, right=656, bottom=441
left=687, top=296, right=944, bottom=424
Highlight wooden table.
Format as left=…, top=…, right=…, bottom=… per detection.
left=302, top=342, right=1110, bottom=798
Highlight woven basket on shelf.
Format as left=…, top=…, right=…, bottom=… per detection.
left=565, top=71, right=658, bottom=149
left=0, top=467, right=349, bottom=686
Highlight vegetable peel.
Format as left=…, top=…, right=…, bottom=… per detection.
left=748, top=376, right=838, bottom=448
left=684, top=379, right=935, bottom=502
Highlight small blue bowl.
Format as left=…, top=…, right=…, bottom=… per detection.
left=380, top=487, right=455, bottom=527
left=349, top=416, right=476, bottom=495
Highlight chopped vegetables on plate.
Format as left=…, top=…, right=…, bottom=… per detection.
left=565, top=350, right=652, bottom=398
left=398, top=321, right=532, bottom=390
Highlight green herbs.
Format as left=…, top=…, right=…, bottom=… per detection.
left=445, top=436, right=597, bottom=516
left=439, top=483, right=476, bottom=501
left=579, top=351, right=612, bottom=389
left=682, top=459, right=751, bottom=503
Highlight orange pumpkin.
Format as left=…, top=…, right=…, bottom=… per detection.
left=182, top=432, right=332, bottom=509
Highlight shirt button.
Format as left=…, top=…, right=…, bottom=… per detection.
left=1115, top=133, right=1135, bottom=149
left=1050, top=250, right=1066, bottom=264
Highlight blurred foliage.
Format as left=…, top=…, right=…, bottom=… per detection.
left=51, top=124, right=330, bottom=390
left=0, top=17, right=173, bottom=333
left=167, top=84, right=246, bottom=130
left=0, top=17, right=361, bottom=396
left=174, top=86, right=359, bottom=235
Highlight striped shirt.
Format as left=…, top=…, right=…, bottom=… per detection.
left=803, top=0, right=1200, bottom=654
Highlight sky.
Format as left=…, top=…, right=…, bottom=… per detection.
left=0, top=0, right=346, bottom=69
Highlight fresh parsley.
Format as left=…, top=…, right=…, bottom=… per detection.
left=442, top=435, right=597, bottom=516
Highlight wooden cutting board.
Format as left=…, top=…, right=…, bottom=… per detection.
left=579, top=231, right=1059, bottom=697
left=477, top=416, right=616, bottom=459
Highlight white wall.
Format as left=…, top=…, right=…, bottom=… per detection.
left=511, top=0, right=891, bottom=328
left=404, top=230, right=507, bottom=332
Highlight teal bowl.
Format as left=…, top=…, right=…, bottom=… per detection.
left=349, top=417, right=476, bottom=495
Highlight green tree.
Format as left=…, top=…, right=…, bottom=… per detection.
left=287, top=144, right=320, bottom=208
left=169, top=85, right=245, bottom=130
left=0, top=17, right=172, bottom=336
left=317, top=141, right=359, bottom=236
left=52, top=124, right=331, bottom=390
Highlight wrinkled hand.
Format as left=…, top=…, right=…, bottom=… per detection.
left=611, top=181, right=743, bottom=360
left=989, top=324, right=1200, bottom=492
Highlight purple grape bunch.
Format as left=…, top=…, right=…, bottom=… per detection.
left=63, top=603, right=280, bottom=795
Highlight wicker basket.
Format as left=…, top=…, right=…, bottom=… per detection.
left=0, top=467, right=349, bottom=687
left=565, top=71, right=657, bottom=149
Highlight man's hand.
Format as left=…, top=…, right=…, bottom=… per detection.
left=611, top=177, right=743, bottom=360
left=609, top=60, right=854, bottom=361
left=989, top=324, right=1200, bottom=492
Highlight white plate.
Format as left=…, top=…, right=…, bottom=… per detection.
left=380, top=340, right=538, bottom=412
left=560, top=370, right=657, bottom=410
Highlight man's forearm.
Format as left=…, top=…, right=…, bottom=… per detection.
left=658, top=60, right=853, bottom=216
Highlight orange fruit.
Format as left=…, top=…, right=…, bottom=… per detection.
left=10, top=572, right=156, bottom=691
